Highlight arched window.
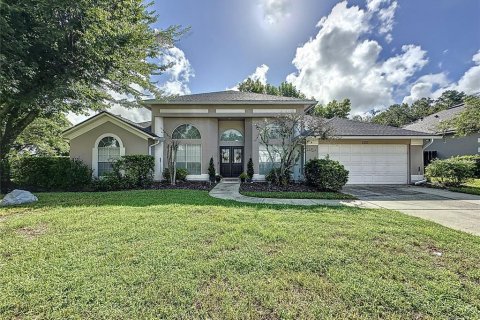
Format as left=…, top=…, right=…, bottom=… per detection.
left=220, top=129, right=244, bottom=142
left=97, top=136, right=121, bottom=176
left=172, top=124, right=201, bottom=139
left=171, top=124, right=202, bottom=175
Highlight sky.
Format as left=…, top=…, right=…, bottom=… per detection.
left=69, top=0, right=480, bottom=124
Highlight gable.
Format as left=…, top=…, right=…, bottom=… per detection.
left=63, top=112, right=155, bottom=141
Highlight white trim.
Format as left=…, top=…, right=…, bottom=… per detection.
left=253, top=174, right=266, bottom=181
left=158, top=108, right=209, bottom=114
left=253, top=109, right=297, bottom=114
left=411, top=175, right=424, bottom=182
left=154, top=117, right=164, bottom=181
left=63, top=113, right=152, bottom=140
left=186, top=174, right=209, bottom=181
left=410, top=139, right=423, bottom=146
left=143, top=100, right=316, bottom=105
left=313, top=135, right=440, bottom=140
left=216, top=109, right=246, bottom=114
left=92, top=133, right=125, bottom=178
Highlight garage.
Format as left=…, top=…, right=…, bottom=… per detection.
left=317, top=144, right=409, bottom=184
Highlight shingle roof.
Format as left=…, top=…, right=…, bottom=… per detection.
left=143, top=90, right=317, bottom=104
left=326, top=117, right=432, bottom=136
left=403, top=104, right=465, bottom=134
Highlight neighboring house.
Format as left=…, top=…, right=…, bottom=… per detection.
left=404, top=104, right=480, bottom=162
left=63, top=91, right=437, bottom=185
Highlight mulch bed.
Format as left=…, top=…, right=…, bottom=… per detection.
left=151, top=181, right=216, bottom=191
left=240, top=182, right=319, bottom=193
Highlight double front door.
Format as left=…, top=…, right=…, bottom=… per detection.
left=220, top=146, right=244, bottom=178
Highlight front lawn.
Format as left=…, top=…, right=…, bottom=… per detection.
left=449, top=179, right=480, bottom=196
left=1, top=190, right=480, bottom=318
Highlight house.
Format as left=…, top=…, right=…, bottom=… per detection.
left=63, top=91, right=438, bottom=185
left=403, top=103, right=480, bottom=163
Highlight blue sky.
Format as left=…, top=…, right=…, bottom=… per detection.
left=152, top=0, right=479, bottom=114
left=69, top=0, right=480, bottom=123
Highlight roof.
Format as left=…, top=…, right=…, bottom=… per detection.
left=403, top=104, right=465, bottom=134
left=325, top=117, right=434, bottom=137
left=63, top=111, right=157, bottom=139
left=142, top=90, right=317, bottom=105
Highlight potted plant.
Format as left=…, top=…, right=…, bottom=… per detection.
left=215, top=174, right=222, bottom=183
left=239, top=172, right=248, bottom=183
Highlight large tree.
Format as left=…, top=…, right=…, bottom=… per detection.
left=238, top=78, right=306, bottom=99
left=12, top=114, right=70, bottom=157
left=0, top=0, right=183, bottom=192
left=450, top=96, right=480, bottom=136
left=371, top=90, right=467, bottom=127
left=313, top=99, right=351, bottom=119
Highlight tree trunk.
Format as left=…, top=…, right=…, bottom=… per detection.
left=0, top=149, right=11, bottom=194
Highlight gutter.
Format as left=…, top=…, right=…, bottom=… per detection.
left=149, top=137, right=162, bottom=156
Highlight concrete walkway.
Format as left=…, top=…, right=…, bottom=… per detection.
left=209, top=182, right=367, bottom=207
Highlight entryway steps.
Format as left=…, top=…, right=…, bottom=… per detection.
left=221, top=178, right=240, bottom=183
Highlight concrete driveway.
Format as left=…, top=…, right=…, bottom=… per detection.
left=343, top=185, right=480, bottom=236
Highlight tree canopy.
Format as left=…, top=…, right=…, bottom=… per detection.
left=371, top=90, right=468, bottom=127
left=0, top=0, right=182, bottom=192
left=449, top=96, right=480, bottom=136
left=237, top=78, right=307, bottom=99
left=12, top=114, right=71, bottom=157
left=313, top=99, right=351, bottom=119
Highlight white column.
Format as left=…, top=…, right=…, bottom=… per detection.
left=154, top=116, right=164, bottom=181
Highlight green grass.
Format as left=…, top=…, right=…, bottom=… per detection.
left=1, top=190, right=480, bottom=319
left=449, top=179, right=480, bottom=196
left=240, top=190, right=356, bottom=200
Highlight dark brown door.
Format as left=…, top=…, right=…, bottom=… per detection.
left=220, top=146, right=244, bottom=177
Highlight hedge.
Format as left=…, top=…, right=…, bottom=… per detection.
left=12, top=156, right=92, bottom=191
left=304, top=158, right=349, bottom=192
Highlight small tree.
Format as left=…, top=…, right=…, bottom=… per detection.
left=256, top=114, right=331, bottom=185
left=208, top=157, right=216, bottom=182
left=247, top=158, right=254, bottom=181
left=164, top=132, right=179, bottom=186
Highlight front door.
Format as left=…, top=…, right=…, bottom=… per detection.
left=220, top=146, right=244, bottom=178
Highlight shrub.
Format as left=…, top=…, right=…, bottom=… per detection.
left=266, top=168, right=291, bottom=185
left=304, top=158, right=349, bottom=191
left=208, top=157, right=216, bottom=182
left=163, top=167, right=188, bottom=182
left=176, top=168, right=188, bottom=181
left=91, top=173, right=128, bottom=191
left=454, top=155, right=480, bottom=178
left=12, top=156, right=92, bottom=191
left=425, top=157, right=475, bottom=186
left=113, top=155, right=154, bottom=188
left=247, top=158, right=254, bottom=181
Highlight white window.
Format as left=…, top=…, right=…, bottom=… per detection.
left=176, top=144, right=201, bottom=175
left=172, top=124, right=202, bottom=175
left=97, top=137, right=121, bottom=176
left=259, top=144, right=282, bottom=175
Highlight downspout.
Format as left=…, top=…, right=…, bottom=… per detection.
left=149, top=137, right=161, bottom=156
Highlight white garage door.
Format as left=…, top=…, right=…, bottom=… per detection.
left=318, top=144, right=408, bottom=184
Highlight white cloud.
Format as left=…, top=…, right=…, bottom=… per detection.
left=157, top=47, right=194, bottom=96
left=287, top=1, right=425, bottom=113
left=68, top=47, right=194, bottom=125
left=228, top=64, right=270, bottom=90
left=261, top=0, right=291, bottom=24
left=403, top=50, right=480, bottom=103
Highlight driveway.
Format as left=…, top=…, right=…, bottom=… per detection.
left=343, top=185, right=480, bottom=236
